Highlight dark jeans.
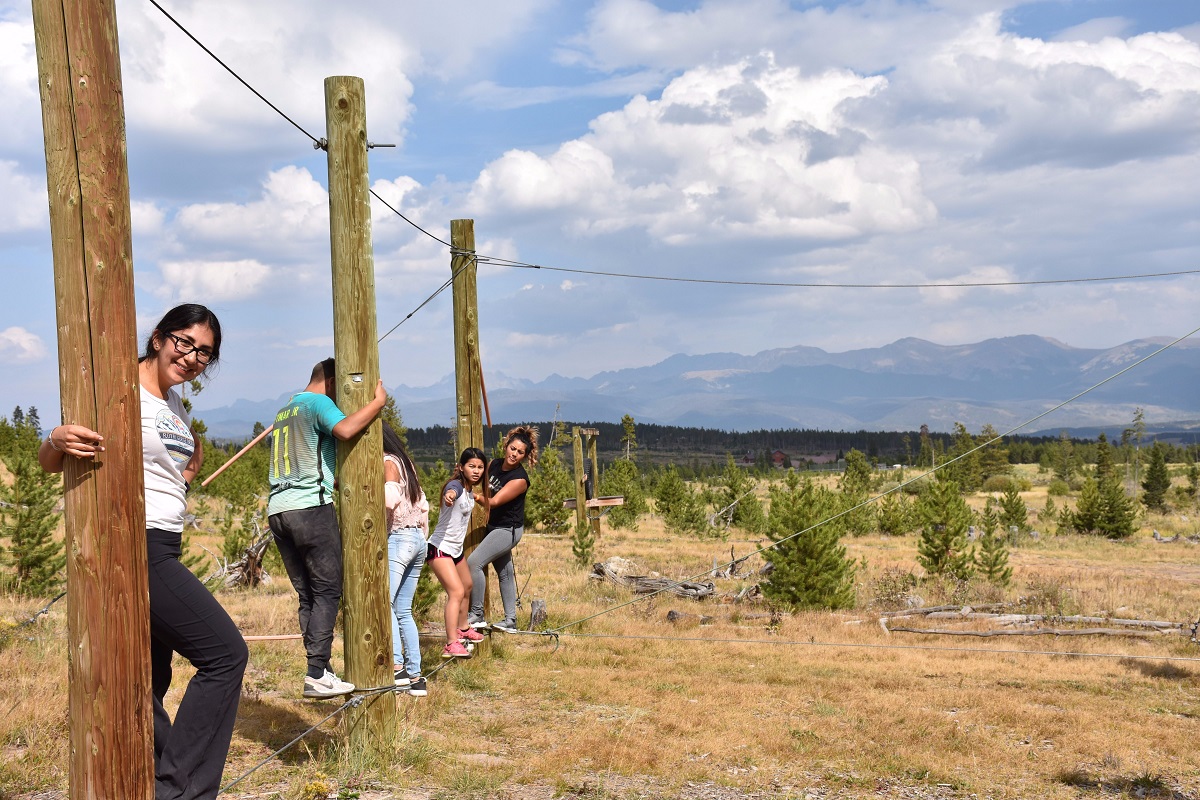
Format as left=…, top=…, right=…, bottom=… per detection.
left=147, top=528, right=247, bottom=800
left=269, top=504, right=343, bottom=678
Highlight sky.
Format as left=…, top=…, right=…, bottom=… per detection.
left=2, top=0, right=1200, bottom=423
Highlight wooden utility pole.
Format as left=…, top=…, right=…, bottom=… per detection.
left=572, top=427, right=588, bottom=531
left=32, top=0, right=154, bottom=796
left=325, top=75, right=395, bottom=752
left=450, top=220, right=491, bottom=634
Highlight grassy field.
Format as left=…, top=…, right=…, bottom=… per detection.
left=5, top=470, right=1200, bottom=799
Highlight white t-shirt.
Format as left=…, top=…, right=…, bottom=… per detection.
left=141, top=386, right=193, bottom=532
left=426, top=479, right=474, bottom=558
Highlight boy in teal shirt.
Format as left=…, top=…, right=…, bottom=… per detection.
left=268, top=357, right=386, bottom=697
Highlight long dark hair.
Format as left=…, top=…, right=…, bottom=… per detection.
left=140, top=303, right=223, bottom=373
left=382, top=423, right=421, bottom=504
left=441, top=447, right=487, bottom=505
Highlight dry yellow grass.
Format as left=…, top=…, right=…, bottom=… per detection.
left=5, top=477, right=1200, bottom=799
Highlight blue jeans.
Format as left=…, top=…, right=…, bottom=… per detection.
left=388, top=527, right=426, bottom=676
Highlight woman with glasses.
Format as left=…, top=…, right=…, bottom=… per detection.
left=40, top=303, right=246, bottom=800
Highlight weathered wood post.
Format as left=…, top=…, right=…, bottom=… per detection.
left=572, top=426, right=588, bottom=531
left=32, top=0, right=154, bottom=796
left=325, top=75, right=395, bottom=752
left=587, top=430, right=601, bottom=541
left=451, top=219, right=491, bottom=642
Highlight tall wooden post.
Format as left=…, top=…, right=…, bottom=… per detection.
left=451, top=220, right=491, bottom=635
left=325, top=75, right=395, bottom=752
left=587, top=434, right=601, bottom=541
left=32, top=0, right=154, bottom=797
left=572, top=427, right=587, bottom=531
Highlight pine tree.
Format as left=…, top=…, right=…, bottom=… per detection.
left=1053, top=431, right=1078, bottom=483
left=525, top=444, right=573, bottom=533
left=976, top=424, right=1010, bottom=483
left=916, top=479, right=975, bottom=580
left=715, top=455, right=766, bottom=534
left=916, top=425, right=933, bottom=469
left=975, top=503, right=1012, bottom=586
left=571, top=521, right=595, bottom=567
left=942, top=423, right=981, bottom=492
left=839, top=449, right=874, bottom=536
left=0, top=452, right=66, bottom=596
left=1140, top=442, right=1171, bottom=512
left=762, top=472, right=856, bottom=610
left=997, top=485, right=1028, bottom=533
left=598, top=458, right=647, bottom=531
left=652, top=465, right=710, bottom=536
left=619, top=414, right=638, bottom=461
left=876, top=491, right=915, bottom=536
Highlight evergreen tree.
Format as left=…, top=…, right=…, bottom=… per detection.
left=997, top=485, right=1028, bottom=533
left=1053, top=431, right=1078, bottom=483
left=620, top=414, right=638, bottom=461
left=839, top=448, right=874, bottom=535
left=942, top=423, right=981, bottom=492
left=1141, top=442, right=1171, bottom=512
left=1094, top=432, right=1115, bottom=482
left=1188, top=460, right=1200, bottom=500
left=976, top=424, right=1010, bottom=483
left=571, top=521, right=595, bottom=567
left=598, top=458, right=647, bottom=531
left=916, top=479, right=975, bottom=580
left=0, top=452, right=66, bottom=596
left=875, top=492, right=915, bottom=536
left=654, top=465, right=712, bottom=537
left=525, top=444, right=573, bottom=533
left=715, top=455, right=766, bottom=534
left=762, top=472, right=856, bottom=610
left=916, top=425, right=933, bottom=469
left=975, top=503, right=1012, bottom=586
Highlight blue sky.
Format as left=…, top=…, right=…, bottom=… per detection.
left=2, top=0, right=1199, bottom=424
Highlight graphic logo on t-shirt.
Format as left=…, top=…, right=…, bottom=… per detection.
left=156, top=408, right=194, bottom=466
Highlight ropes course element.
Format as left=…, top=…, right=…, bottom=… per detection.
left=477, top=254, right=1200, bottom=290
left=377, top=254, right=478, bottom=343
left=146, top=0, right=322, bottom=148
left=545, top=321, right=1200, bottom=636
left=554, top=631, right=1200, bottom=664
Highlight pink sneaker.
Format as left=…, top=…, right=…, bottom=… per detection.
left=442, top=641, right=471, bottom=659
left=458, top=627, right=485, bottom=642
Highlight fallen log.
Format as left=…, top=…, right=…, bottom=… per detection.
left=589, top=560, right=714, bottom=600
left=887, top=625, right=1162, bottom=638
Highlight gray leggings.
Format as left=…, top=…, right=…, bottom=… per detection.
left=467, top=524, right=523, bottom=623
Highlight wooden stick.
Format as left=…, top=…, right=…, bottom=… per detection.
left=478, top=359, right=492, bottom=429
left=200, top=424, right=273, bottom=488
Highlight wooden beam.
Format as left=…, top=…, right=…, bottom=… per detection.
left=325, top=74, right=395, bottom=752
left=451, top=220, right=491, bottom=639
left=572, top=427, right=587, bottom=531
left=32, top=0, right=154, bottom=796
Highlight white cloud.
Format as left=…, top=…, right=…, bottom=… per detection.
left=0, top=327, right=47, bottom=364
left=172, top=166, right=328, bottom=255
left=156, top=259, right=272, bottom=303
left=1053, top=17, right=1133, bottom=43
left=469, top=55, right=937, bottom=245
left=0, top=160, right=47, bottom=232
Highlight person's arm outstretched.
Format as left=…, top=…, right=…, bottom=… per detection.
left=331, top=379, right=387, bottom=441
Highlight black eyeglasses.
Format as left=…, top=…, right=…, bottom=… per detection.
left=164, top=332, right=215, bottom=365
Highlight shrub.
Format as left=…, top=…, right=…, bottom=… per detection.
left=1047, top=479, right=1070, bottom=497
left=981, top=475, right=1016, bottom=493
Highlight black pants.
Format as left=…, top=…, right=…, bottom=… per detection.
left=268, top=504, right=343, bottom=678
left=147, top=529, right=248, bottom=800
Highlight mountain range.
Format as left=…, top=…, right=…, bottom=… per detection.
left=195, top=335, right=1200, bottom=440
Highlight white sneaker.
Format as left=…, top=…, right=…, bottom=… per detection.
left=304, top=670, right=355, bottom=698
left=490, top=619, right=518, bottom=634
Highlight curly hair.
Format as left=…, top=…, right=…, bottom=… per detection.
left=503, top=425, right=540, bottom=468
